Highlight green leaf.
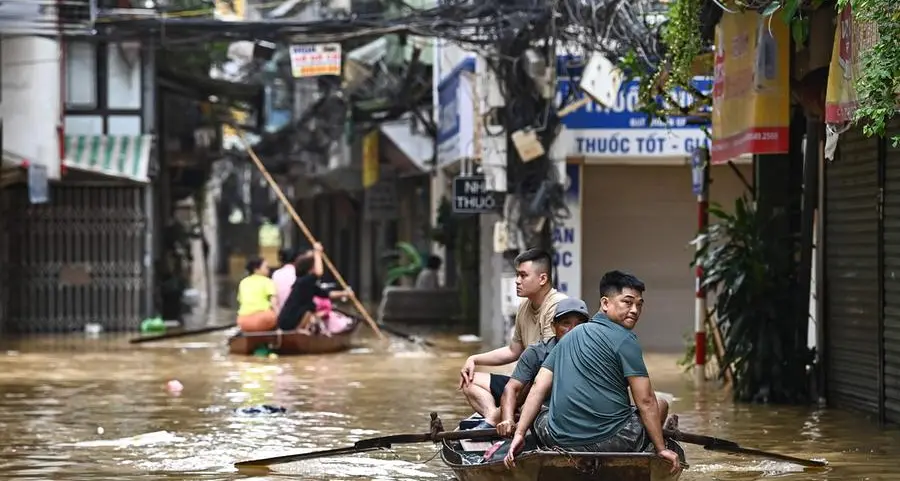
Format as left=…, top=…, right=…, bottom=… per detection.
left=781, top=0, right=801, bottom=23
left=791, top=17, right=810, bottom=46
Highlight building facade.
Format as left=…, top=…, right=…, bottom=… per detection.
left=557, top=77, right=751, bottom=351
left=0, top=3, right=157, bottom=334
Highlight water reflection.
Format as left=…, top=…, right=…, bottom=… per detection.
left=1, top=331, right=900, bottom=480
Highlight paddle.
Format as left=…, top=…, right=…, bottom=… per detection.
left=129, top=324, right=235, bottom=344
left=333, top=306, right=435, bottom=347
left=665, top=429, right=827, bottom=468
left=234, top=428, right=497, bottom=468
left=238, top=132, right=387, bottom=343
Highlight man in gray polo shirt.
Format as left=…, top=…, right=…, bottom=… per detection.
left=505, top=270, right=680, bottom=474
left=494, top=298, right=589, bottom=437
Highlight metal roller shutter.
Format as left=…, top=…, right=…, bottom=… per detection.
left=3, top=183, right=150, bottom=333
left=824, top=126, right=881, bottom=415
left=882, top=122, right=900, bottom=424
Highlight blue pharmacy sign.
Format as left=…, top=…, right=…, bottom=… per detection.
left=437, top=57, right=475, bottom=166
left=555, top=59, right=712, bottom=158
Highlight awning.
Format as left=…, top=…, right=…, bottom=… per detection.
left=380, top=119, right=433, bottom=173
left=64, top=135, right=154, bottom=183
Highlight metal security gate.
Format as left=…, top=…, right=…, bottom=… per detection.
left=3, top=183, right=150, bottom=334
left=824, top=126, right=882, bottom=415
left=882, top=122, right=900, bottom=424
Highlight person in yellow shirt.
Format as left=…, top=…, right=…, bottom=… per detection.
left=236, top=257, right=278, bottom=332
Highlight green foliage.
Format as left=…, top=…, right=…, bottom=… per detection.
left=837, top=0, right=900, bottom=143
left=693, top=196, right=814, bottom=404
left=661, top=0, right=704, bottom=91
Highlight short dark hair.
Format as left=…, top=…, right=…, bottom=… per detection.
left=598, top=270, right=645, bottom=298
left=425, top=255, right=442, bottom=270
left=278, top=248, right=297, bottom=265
left=245, top=257, right=265, bottom=275
left=295, top=252, right=315, bottom=274
left=514, top=248, right=553, bottom=283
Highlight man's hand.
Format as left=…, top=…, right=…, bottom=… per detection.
left=459, top=357, right=476, bottom=389
left=657, top=448, right=681, bottom=473
left=503, top=432, right=526, bottom=469
left=496, top=420, right=516, bottom=438
left=312, top=242, right=323, bottom=252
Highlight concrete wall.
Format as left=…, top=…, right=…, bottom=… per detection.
left=2, top=37, right=61, bottom=179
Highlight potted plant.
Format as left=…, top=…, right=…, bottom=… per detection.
left=692, top=195, right=815, bottom=404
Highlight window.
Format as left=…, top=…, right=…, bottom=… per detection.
left=65, top=41, right=97, bottom=109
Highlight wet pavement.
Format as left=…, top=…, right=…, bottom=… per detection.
left=1, top=328, right=900, bottom=480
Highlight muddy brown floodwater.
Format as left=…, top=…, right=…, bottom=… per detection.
left=1, top=329, right=900, bottom=480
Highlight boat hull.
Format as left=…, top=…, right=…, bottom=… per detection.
left=228, top=319, right=360, bottom=355
left=441, top=430, right=685, bottom=481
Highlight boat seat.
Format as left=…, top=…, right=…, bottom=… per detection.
left=378, top=286, right=464, bottom=325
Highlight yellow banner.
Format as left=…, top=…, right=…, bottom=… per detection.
left=711, top=10, right=790, bottom=164
left=362, top=130, right=379, bottom=188
left=825, top=6, right=878, bottom=124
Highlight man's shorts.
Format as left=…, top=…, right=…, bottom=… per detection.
left=533, top=407, right=650, bottom=453
left=489, top=373, right=511, bottom=406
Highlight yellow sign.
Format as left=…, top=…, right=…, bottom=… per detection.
left=362, top=130, right=379, bottom=188
left=214, top=0, right=245, bottom=20
left=825, top=6, right=877, bottom=124
left=711, top=10, right=790, bottom=164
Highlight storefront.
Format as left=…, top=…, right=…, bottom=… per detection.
left=554, top=78, right=752, bottom=351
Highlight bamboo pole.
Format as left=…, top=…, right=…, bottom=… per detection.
left=706, top=311, right=733, bottom=387
left=237, top=133, right=387, bottom=343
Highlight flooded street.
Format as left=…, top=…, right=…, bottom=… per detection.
left=1, top=329, right=900, bottom=480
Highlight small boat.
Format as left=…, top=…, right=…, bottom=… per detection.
left=441, top=416, right=687, bottom=481
left=228, top=317, right=360, bottom=355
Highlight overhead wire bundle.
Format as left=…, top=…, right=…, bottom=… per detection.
left=95, top=0, right=670, bottom=248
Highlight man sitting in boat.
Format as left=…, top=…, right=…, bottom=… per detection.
left=236, top=257, right=278, bottom=332
left=459, top=248, right=567, bottom=430
left=277, top=242, right=353, bottom=334
left=493, top=297, right=589, bottom=436
left=504, top=270, right=680, bottom=473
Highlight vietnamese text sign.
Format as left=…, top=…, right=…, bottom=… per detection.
left=437, top=58, right=475, bottom=166
left=452, top=176, right=498, bottom=214
left=552, top=163, right=581, bottom=298
left=556, top=75, right=712, bottom=158
left=290, top=44, right=342, bottom=78
left=711, top=10, right=790, bottom=164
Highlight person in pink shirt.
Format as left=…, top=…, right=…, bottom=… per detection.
left=272, top=248, right=301, bottom=313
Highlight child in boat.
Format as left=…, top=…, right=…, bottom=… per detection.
left=313, top=290, right=354, bottom=333
left=236, top=257, right=278, bottom=332
left=277, top=242, right=353, bottom=334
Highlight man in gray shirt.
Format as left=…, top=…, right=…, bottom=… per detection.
left=505, top=270, right=680, bottom=474
left=494, top=298, right=589, bottom=437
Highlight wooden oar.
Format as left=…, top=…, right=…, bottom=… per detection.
left=129, top=324, right=235, bottom=344
left=237, top=132, right=387, bottom=343
left=665, top=429, right=827, bottom=468
left=332, top=306, right=436, bottom=347
left=234, top=428, right=497, bottom=468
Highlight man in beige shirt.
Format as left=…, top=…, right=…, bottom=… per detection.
left=459, top=248, right=567, bottom=429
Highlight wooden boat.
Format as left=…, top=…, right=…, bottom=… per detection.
left=228, top=317, right=360, bottom=355
left=441, top=416, right=687, bottom=481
